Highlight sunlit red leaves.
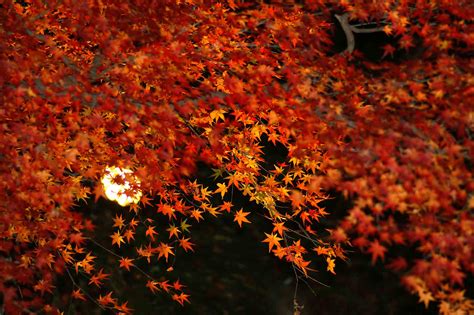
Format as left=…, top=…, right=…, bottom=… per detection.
left=3, top=0, right=473, bottom=313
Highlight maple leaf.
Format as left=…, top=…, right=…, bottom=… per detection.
left=262, top=233, right=282, bottom=252
left=157, top=203, right=176, bottom=220
left=119, top=257, right=135, bottom=271
left=113, top=214, right=126, bottom=230
left=172, top=293, right=190, bottom=306
left=173, top=280, right=185, bottom=291
left=234, top=209, right=251, bottom=227
left=34, top=279, right=55, bottom=295
left=180, top=219, right=191, bottom=233
left=272, top=222, right=288, bottom=236
left=211, top=168, right=224, bottom=181
left=98, top=292, right=116, bottom=306
left=167, top=224, right=181, bottom=239
left=140, top=194, right=152, bottom=207
left=418, top=290, right=435, bottom=308
left=179, top=237, right=195, bottom=252
left=382, top=44, right=396, bottom=58
left=368, top=240, right=387, bottom=264
left=36, top=252, right=55, bottom=269
left=214, top=182, right=228, bottom=198
left=146, top=280, right=160, bottom=294
left=293, top=256, right=312, bottom=277
left=209, top=109, right=226, bottom=123
left=190, top=209, right=204, bottom=221
left=157, top=242, right=174, bottom=262
left=115, top=301, right=133, bottom=314
left=123, top=229, right=135, bottom=243
left=71, top=288, right=86, bottom=301
left=111, top=231, right=125, bottom=248
left=314, top=246, right=331, bottom=256
left=145, top=225, right=158, bottom=241
left=159, top=280, right=171, bottom=292
left=387, top=257, right=408, bottom=271
left=88, top=269, right=110, bottom=287
left=129, top=218, right=139, bottom=229
left=226, top=172, right=243, bottom=188
left=326, top=257, right=336, bottom=274
left=69, top=232, right=85, bottom=246
left=220, top=201, right=233, bottom=213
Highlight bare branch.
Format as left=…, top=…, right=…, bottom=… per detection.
left=335, top=13, right=386, bottom=53
left=335, top=13, right=355, bottom=53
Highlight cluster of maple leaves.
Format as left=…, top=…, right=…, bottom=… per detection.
left=1, top=0, right=473, bottom=314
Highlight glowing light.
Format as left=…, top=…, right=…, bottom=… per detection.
left=101, top=166, right=142, bottom=207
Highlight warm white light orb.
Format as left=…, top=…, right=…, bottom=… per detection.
left=101, top=166, right=142, bottom=207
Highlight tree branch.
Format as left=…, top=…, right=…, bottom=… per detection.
left=335, top=13, right=386, bottom=53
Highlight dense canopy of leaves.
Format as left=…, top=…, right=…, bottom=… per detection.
left=1, top=0, right=473, bottom=314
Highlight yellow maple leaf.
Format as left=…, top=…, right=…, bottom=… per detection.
left=214, top=183, right=228, bottom=198
left=209, top=109, right=226, bottom=123
left=326, top=257, right=336, bottom=274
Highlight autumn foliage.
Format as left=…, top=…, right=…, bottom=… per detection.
left=1, top=0, right=473, bottom=314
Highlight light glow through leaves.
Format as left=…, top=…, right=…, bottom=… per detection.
left=101, top=166, right=142, bottom=207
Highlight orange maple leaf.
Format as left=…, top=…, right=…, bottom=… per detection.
left=71, top=288, right=86, bottom=301
left=124, top=229, right=135, bottom=242
left=146, top=280, right=160, bottom=294
left=111, top=231, right=125, bottom=248
left=262, top=233, right=282, bottom=252
left=272, top=222, right=288, bottom=236
left=119, top=257, right=134, bottom=271
left=157, top=203, right=176, bottom=219
left=145, top=225, right=158, bottom=241
left=172, top=292, right=190, bottom=306
left=234, top=209, right=251, bottom=227
left=115, top=301, right=133, bottom=314
left=113, top=214, right=126, bottom=230
left=98, top=292, right=116, bottom=306
left=157, top=242, right=174, bottom=262
left=179, top=237, right=195, bottom=252
left=220, top=201, right=233, bottom=213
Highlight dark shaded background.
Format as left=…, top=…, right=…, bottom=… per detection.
left=60, top=186, right=441, bottom=315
